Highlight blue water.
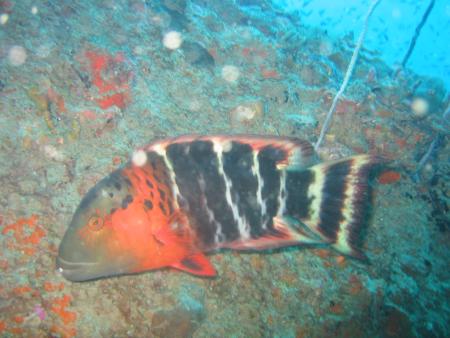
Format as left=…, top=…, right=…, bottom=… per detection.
left=276, top=0, right=450, bottom=91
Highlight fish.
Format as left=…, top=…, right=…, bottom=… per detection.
left=56, top=135, right=379, bottom=282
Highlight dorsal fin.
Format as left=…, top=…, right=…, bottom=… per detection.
left=146, top=134, right=319, bottom=171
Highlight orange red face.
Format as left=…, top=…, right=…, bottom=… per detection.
left=56, top=168, right=166, bottom=281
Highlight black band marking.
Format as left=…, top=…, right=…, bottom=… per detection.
left=286, top=170, right=315, bottom=219
left=258, top=146, right=283, bottom=232
left=222, top=142, right=262, bottom=238
left=318, top=160, right=350, bottom=241
left=166, top=141, right=229, bottom=246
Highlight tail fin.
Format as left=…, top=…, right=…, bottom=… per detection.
left=285, top=155, right=380, bottom=260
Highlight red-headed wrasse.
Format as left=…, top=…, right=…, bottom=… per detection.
left=56, top=135, right=380, bottom=281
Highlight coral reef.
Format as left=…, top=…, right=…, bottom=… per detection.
left=0, top=0, right=448, bottom=337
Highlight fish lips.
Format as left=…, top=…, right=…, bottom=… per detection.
left=56, top=254, right=135, bottom=282
left=55, top=255, right=103, bottom=282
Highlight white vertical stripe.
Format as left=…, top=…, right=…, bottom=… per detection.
left=214, top=140, right=250, bottom=239
left=198, top=174, right=224, bottom=243
left=306, top=165, right=326, bottom=236
left=277, top=170, right=287, bottom=217
left=252, top=150, right=267, bottom=230
left=152, top=144, right=181, bottom=209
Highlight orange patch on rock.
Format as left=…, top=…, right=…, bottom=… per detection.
left=378, top=170, right=401, bottom=184
left=84, top=50, right=132, bottom=110
left=314, top=249, right=330, bottom=259
left=348, top=275, right=364, bottom=295
left=44, top=281, right=65, bottom=292
left=261, top=67, right=279, bottom=79
left=96, top=91, right=129, bottom=110
left=329, top=302, right=344, bottom=315
left=1, top=215, right=46, bottom=255
left=395, top=138, right=407, bottom=149
left=12, top=285, right=32, bottom=296
left=336, top=99, right=359, bottom=115
left=51, top=324, right=77, bottom=338
left=0, top=259, right=8, bottom=271
left=335, top=255, right=346, bottom=267
left=12, top=316, right=24, bottom=324
left=51, top=295, right=77, bottom=325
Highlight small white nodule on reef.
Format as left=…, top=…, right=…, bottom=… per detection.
left=229, top=102, right=263, bottom=127
left=222, top=65, right=240, bottom=83
left=132, top=150, right=147, bottom=167
left=411, top=97, right=429, bottom=117
left=163, top=31, right=183, bottom=50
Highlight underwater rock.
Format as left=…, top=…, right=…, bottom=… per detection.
left=411, top=78, right=447, bottom=115
left=181, top=42, right=215, bottom=69
left=163, top=0, right=189, bottom=31
left=328, top=52, right=348, bottom=73
left=299, top=63, right=329, bottom=87
left=382, top=306, right=413, bottom=337
left=150, top=306, right=204, bottom=338
left=163, top=0, right=186, bottom=15
left=229, top=102, right=263, bottom=127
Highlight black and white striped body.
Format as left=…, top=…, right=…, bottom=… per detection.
left=141, top=135, right=377, bottom=258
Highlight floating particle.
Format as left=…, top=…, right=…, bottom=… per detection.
left=221, top=65, right=240, bottom=83
left=411, top=97, right=429, bottom=117
left=163, top=31, right=182, bottom=50
left=31, top=6, right=38, bottom=15
left=8, top=46, right=27, bottom=66
left=0, top=13, right=8, bottom=25
left=132, top=149, right=147, bottom=167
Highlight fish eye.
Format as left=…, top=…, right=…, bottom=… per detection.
left=87, top=216, right=104, bottom=231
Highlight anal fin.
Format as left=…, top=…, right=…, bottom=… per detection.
left=223, top=216, right=323, bottom=251
left=171, top=252, right=216, bottom=277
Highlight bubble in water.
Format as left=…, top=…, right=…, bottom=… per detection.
left=0, top=13, right=8, bottom=25
left=221, top=65, right=240, bottom=83
left=163, top=31, right=182, bottom=50
left=132, top=150, right=147, bottom=167
left=411, top=97, right=429, bottom=117
left=31, top=6, right=38, bottom=15
left=8, top=46, right=27, bottom=66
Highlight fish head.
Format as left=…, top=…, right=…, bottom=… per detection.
left=56, top=169, right=157, bottom=281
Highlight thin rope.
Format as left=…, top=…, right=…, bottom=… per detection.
left=314, top=0, right=381, bottom=152
left=400, top=0, right=435, bottom=70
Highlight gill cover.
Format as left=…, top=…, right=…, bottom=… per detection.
left=56, top=169, right=140, bottom=281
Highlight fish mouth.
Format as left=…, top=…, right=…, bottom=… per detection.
left=56, top=256, right=102, bottom=282
left=56, top=255, right=132, bottom=282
